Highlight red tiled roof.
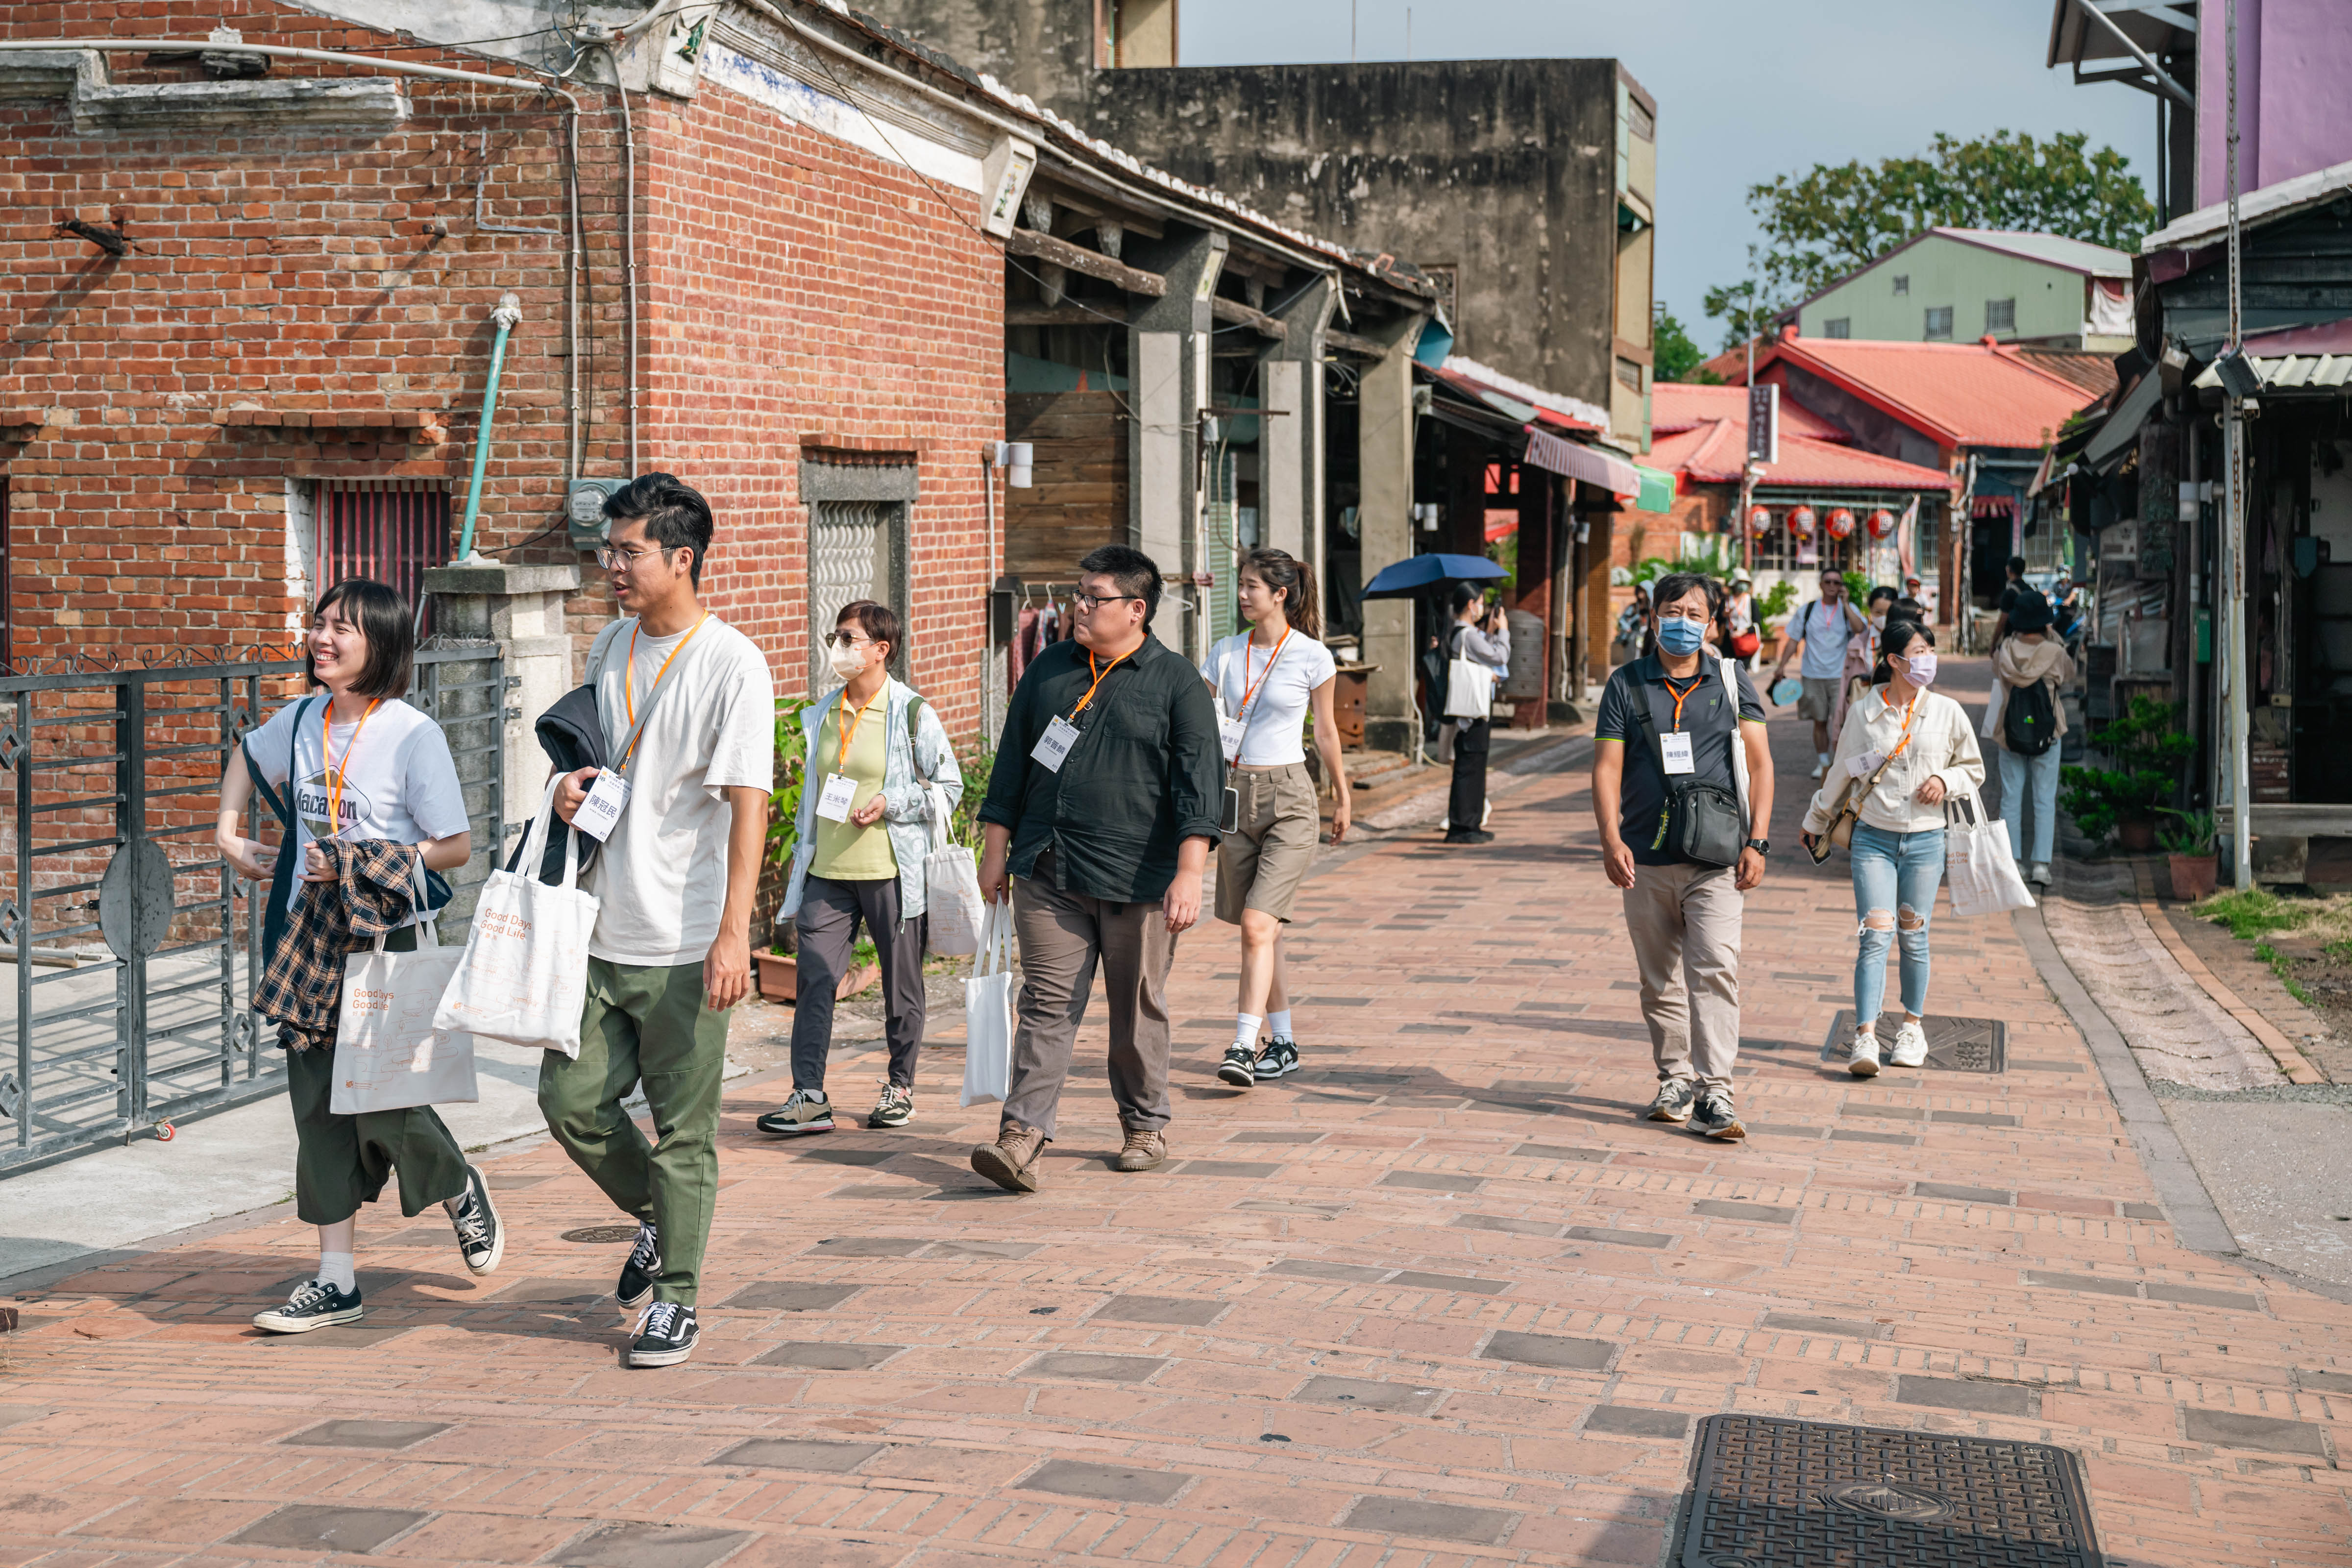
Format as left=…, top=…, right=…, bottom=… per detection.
left=1650, top=419, right=1952, bottom=492
left=1650, top=381, right=1848, bottom=440
left=1728, top=337, right=2100, bottom=450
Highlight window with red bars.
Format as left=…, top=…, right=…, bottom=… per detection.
left=317, top=482, right=450, bottom=632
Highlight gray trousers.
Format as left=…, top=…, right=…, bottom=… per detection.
left=791, top=874, right=928, bottom=1092
left=1620, top=861, right=1743, bottom=1095
left=1002, top=861, right=1176, bottom=1141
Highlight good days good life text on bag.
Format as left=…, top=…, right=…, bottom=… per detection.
left=433, top=777, right=600, bottom=1057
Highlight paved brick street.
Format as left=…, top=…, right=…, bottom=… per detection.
left=3, top=700, right=2349, bottom=1568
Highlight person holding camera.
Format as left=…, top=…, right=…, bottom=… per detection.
left=1441, top=584, right=1511, bottom=845
left=1592, top=572, right=1774, bottom=1141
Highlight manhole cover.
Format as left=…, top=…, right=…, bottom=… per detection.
left=1680, top=1415, right=2101, bottom=1568
left=560, top=1225, right=640, bottom=1244
left=1821, top=1011, right=2005, bottom=1073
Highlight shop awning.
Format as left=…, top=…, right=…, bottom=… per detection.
left=2082, top=368, right=2163, bottom=470
left=1635, top=465, right=1678, bottom=513
left=1523, top=426, right=1641, bottom=499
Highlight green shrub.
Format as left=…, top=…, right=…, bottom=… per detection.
left=2058, top=696, right=2196, bottom=842
left=766, top=696, right=814, bottom=870
left=1757, top=580, right=1798, bottom=621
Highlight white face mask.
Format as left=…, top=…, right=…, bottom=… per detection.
left=828, top=642, right=867, bottom=678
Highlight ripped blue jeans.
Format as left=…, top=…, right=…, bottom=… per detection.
left=1849, top=822, right=1946, bottom=1024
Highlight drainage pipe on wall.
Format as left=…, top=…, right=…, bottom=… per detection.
left=600, top=44, right=640, bottom=477
left=454, top=294, right=525, bottom=565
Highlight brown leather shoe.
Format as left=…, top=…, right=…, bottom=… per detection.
left=970, top=1122, right=1046, bottom=1193
left=1113, top=1125, right=1167, bottom=1172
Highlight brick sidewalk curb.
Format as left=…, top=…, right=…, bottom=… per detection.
left=2127, top=861, right=2326, bottom=1084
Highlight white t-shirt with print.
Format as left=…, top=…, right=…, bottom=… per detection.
left=248, top=694, right=469, bottom=924
left=1198, top=630, right=1339, bottom=767
left=583, top=615, right=776, bottom=968
left=1796, top=599, right=1855, bottom=680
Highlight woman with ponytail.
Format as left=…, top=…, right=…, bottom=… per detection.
left=1199, top=548, right=1351, bottom=1088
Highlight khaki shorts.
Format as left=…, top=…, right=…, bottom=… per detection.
left=1215, top=762, right=1320, bottom=925
left=1797, top=676, right=1841, bottom=722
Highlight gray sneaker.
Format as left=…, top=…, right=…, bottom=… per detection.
left=1645, top=1077, right=1698, bottom=1123
left=1690, top=1092, right=1747, bottom=1141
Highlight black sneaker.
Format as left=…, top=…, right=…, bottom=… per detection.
left=627, top=1301, right=699, bottom=1368
left=252, top=1278, right=364, bottom=1334
left=1444, top=829, right=1496, bottom=844
left=1217, top=1043, right=1257, bottom=1087
left=1254, top=1037, right=1300, bottom=1078
left=1690, top=1092, right=1747, bottom=1141
left=1645, top=1077, right=1697, bottom=1123
left=446, top=1165, right=504, bottom=1277
left=867, top=1080, right=914, bottom=1129
left=617, top=1221, right=660, bottom=1309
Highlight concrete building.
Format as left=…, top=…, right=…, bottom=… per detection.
left=1788, top=229, right=2135, bottom=353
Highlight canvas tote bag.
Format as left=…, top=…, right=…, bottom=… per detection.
left=433, top=777, right=601, bottom=1057
left=923, top=780, right=985, bottom=957
left=1443, top=625, right=1497, bottom=719
left=331, top=855, right=478, bottom=1115
left=1943, top=793, right=2036, bottom=917
left=960, top=898, right=1017, bottom=1106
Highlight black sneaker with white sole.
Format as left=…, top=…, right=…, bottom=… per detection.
left=1645, top=1077, right=1697, bottom=1123
left=1689, top=1092, right=1747, bottom=1141
left=1253, top=1037, right=1300, bottom=1078
left=627, top=1301, right=699, bottom=1368
left=1216, top=1043, right=1257, bottom=1087
left=617, top=1220, right=660, bottom=1309
left=252, top=1278, right=364, bottom=1334
left=446, top=1165, right=504, bottom=1277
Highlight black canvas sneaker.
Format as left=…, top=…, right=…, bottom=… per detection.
left=617, top=1221, right=660, bottom=1309
left=1645, top=1077, right=1697, bottom=1123
left=1217, top=1043, right=1257, bottom=1087
left=446, top=1165, right=504, bottom=1276
left=1253, top=1037, right=1300, bottom=1078
left=627, top=1301, right=699, bottom=1368
left=1689, top=1092, right=1747, bottom=1141
left=253, top=1278, right=364, bottom=1335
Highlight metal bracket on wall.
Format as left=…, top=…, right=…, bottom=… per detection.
left=474, top=129, right=561, bottom=238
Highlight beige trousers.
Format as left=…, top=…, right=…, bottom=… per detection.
left=1001, top=860, right=1177, bottom=1141
left=1620, top=861, right=1744, bottom=1094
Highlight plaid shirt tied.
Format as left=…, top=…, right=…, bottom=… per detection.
left=253, top=838, right=422, bottom=1053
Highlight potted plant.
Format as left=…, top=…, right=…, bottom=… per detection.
left=2059, top=696, right=2196, bottom=854
left=2159, top=809, right=2219, bottom=900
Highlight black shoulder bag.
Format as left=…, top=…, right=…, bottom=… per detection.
left=1629, top=679, right=1745, bottom=869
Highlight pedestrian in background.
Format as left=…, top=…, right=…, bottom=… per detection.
left=1991, top=590, right=2071, bottom=888
left=1202, top=547, right=1351, bottom=1088
left=1830, top=585, right=1901, bottom=745
left=760, top=599, right=963, bottom=1137
left=1723, top=569, right=1761, bottom=671
left=1988, top=554, right=2030, bottom=646
left=219, top=578, right=493, bottom=1334
left=970, top=546, right=1223, bottom=1193
left=1801, top=618, right=1984, bottom=1077
left=1442, top=584, right=1510, bottom=845
left=1768, top=566, right=1868, bottom=780
left=1592, top=571, right=1774, bottom=1141
left=544, top=474, right=774, bottom=1369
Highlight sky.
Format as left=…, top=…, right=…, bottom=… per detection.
left=1178, top=0, right=2161, bottom=348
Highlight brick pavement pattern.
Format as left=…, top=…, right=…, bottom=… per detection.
left=3, top=710, right=2350, bottom=1566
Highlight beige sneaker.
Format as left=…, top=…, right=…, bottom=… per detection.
left=1114, top=1126, right=1167, bottom=1172
left=971, top=1122, right=1046, bottom=1193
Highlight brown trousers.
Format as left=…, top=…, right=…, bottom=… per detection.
left=1620, top=861, right=1744, bottom=1095
left=1001, top=861, right=1177, bottom=1141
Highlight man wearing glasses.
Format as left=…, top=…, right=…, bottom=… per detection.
left=969, top=545, right=1224, bottom=1192
left=540, top=473, right=774, bottom=1368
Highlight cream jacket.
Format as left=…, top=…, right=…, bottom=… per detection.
left=1802, top=686, right=1985, bottom=836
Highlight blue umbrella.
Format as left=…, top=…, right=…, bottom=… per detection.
left=1359, top=553, right=1508, bottom=598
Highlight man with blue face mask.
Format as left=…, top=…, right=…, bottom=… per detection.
left=1592, top=573, right=1775, bottom=1141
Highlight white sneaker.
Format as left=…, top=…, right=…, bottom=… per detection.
left=1888, top=1020, right=1929, bottom=1068
left=2028, top=862, right=2052, bottom=887
left=1810, top=761, right=1827, bottom=781
left=1845, top=1031, right=1881, bottom=1077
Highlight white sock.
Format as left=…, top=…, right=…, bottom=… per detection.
left=318, top=1251, right=356, bottom=1294
left=1817, top=751, right=1831, bottom=767
left=1234, top=1013, right=1262, bottom=1051
left=1267, top=1009, right=1293, bottom=1042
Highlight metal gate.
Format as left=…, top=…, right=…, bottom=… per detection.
left=0, top=642, right=507, bottom=1176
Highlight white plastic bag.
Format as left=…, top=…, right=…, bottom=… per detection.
left=960, top=898, right=1016, bottom=1107
left=331, top=857, right=477, bottom=1115
left=433, top=777, right=601, bottom=1057
left=923, top=781, right=985, bottom=957
left=1943, top=794, right=2035, bottom=917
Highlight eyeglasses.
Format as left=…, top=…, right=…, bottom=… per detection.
left=823, top=631, right=875, bottom=649
left=595, top=545, right=670, bottom=570
left=1073, top=592, right=1144, bottom=612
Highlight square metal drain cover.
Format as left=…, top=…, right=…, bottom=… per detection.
left=1680, top=1415, right=2100, bottom=1568
left=1821, top=1012, right=2005, bottom=1073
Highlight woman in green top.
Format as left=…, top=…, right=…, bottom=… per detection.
left=760, top=600, right=962, bottom=1134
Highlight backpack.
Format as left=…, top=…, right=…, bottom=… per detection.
left=2003, top=676, right=2056, bottom=757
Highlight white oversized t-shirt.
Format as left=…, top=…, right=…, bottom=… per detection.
left=1198, top=630, right=1339, bottom=766
left=248, top=694, right=470, bottom=924
left=583, top=615, right=775, bottom=968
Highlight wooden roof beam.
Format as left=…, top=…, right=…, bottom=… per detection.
left=1211, top=295, right=1287, bottom=341
left=1007, top=227, right=1167, bottom=297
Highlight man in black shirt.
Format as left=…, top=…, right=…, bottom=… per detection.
left=972, top=545, right=1223, bottom=1191
left=1989, top=554, right=2029, bottom=646
left=1592, top=572, right=1774, bottom=1141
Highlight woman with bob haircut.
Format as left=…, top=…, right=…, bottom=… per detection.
left=216, top=577, right=493, bottom=1332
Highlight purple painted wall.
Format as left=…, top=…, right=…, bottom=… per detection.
left=2197, top=0, right=2352, bottom=208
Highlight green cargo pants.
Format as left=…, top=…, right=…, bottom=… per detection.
left=536, top=958, right=728, bottom=1305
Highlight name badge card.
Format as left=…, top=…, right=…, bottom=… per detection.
left=1032, top=715, right=1081, bottom=773
left=1847, top=749, right=1886, bottom=780
left=1660, top=731, right=1695, bottom=775
left=574, top=770, right=632, bottom=842
left=1219, top=714, right=1247, bottom=763
left=815, top=772, right=859, bottom=823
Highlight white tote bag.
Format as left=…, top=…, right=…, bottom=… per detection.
left=1943, top=793, right=2036, bottom=917
left=1444, top=656, right=1495, bottom=719
left=923, top=781, right=986, bottom=957
left=433, top=777, right=601, bottom=1057
left=960, top=898, right=1017, bottom=1107
left=330, top=857, right=478, bottom=1116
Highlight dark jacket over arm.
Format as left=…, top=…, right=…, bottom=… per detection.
left=980, top=636, right=1223, bottom=902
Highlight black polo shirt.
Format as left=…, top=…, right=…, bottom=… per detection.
left=1595, top=653, right=1765, bottom=865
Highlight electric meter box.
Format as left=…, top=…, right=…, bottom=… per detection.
left=567, top=478, right=619, bottom=551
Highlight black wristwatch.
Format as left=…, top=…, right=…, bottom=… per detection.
left=1744, top=838, right=1770, bottom=855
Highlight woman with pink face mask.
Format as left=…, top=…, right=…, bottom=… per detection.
left=1798, top=618, right=1984, bottom=1077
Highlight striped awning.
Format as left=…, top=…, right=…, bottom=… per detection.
left=1522, top=427, right=1641, bottom=499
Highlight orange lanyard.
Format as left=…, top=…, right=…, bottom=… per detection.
left=619, top=614, right=709, bottom=773
left=1237, top=627, right=1292, bottom=719
left=1067, top=649, right=1131, bottom=721
left=1662, top=676, right=1701, bottom=731
left=1881, top=689, right=1924, bottom=764
left=321, top=698, right=382, bottom=839
left=835, top=689, right=876, bottom=771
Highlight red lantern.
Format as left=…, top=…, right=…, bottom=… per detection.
left=1747, top=505, right=1774, bottom=537
left=1866, top=508, right=1896, bottom=540
left=1825, top=507, right=1856, bottom=540
left=1789, top=506, right=1817, bottom=538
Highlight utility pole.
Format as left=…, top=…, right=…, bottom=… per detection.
left=2223, top=0, right=2253, bottom=887
left=1739, top=281, right=1764, bottom=578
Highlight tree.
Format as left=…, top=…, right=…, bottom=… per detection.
left=1652, top=307, right=1719, bottom=384
left=1704, top=130, right=2156, bottom=348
